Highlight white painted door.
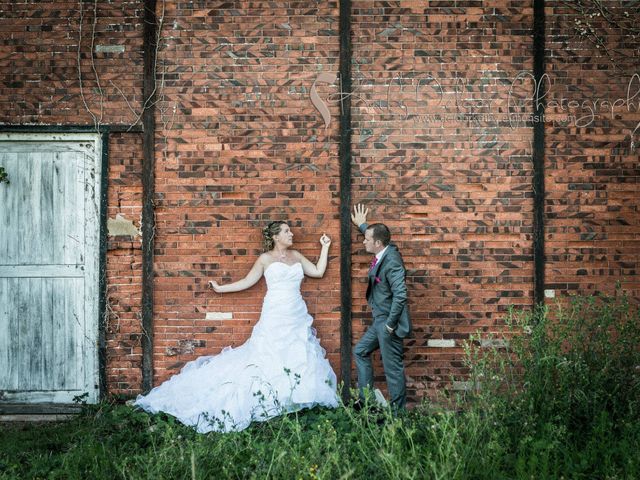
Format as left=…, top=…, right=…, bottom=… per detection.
left=0, top=133, right=102, bottom=404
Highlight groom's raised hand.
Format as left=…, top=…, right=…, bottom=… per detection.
left=351, top=204, right=369, bottom=228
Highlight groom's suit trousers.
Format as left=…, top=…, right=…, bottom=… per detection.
left=354, top=317, right=406, bottom=409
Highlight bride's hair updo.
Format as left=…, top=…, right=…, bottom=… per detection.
left=262, top=221, right=287, bottom=251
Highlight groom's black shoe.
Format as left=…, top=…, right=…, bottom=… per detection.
left=352, top=399, right=380, bottom=413
left=352, top=399, right=385, bottom=423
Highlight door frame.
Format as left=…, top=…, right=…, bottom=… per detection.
left=0, top=125, right=109, bottom=408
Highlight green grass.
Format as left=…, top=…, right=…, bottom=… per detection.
left=2, top=291, right=639, bottom=479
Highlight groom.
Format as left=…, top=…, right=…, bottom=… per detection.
left=351, top=204, right=411, bottom=410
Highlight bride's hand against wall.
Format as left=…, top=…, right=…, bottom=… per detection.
left=208, top=280, right=223, bottom=293
left=320, top=233, right=331, bottom=248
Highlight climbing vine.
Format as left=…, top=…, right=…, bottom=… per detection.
left=561, top=0, right=640, bottom=70
left=75, top=0, right=173, bottom=133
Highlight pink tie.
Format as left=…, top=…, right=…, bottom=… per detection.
left=369, top=256, right=378, bottom=270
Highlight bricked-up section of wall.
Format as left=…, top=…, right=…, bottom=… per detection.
left=545, top=2, right=640, bottom=302
left=0, top=1, right=145, bottom=396
left=150, top=2, right=341, bottom=384
left=351, top=1, right=535, bottom=403
left=106, top=133, right=143, bottom=397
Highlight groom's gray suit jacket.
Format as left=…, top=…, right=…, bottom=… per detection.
left=360, top=224, right=412, bottom=338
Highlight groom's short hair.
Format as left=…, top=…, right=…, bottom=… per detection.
left=367, top=223, right=391, bottom=246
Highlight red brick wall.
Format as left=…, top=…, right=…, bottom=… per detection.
left=545, top=1, right=640, bottom=302
left=106, top=133, right=143, bottom=396
left=0, top=0, right=143, bottom=125
left=1, top=0, right=638, bottom=404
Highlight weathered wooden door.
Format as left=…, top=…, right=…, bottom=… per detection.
left=0, top=133, right=102, bottom=404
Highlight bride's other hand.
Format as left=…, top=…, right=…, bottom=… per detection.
left=208, top=257, right=265, bottom=294
left=320, top=233, right=331, bottom=247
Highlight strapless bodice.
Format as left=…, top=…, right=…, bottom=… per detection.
left=264, top=262, right=304, bottom=293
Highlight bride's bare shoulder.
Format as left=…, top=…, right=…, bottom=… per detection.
left=257, top=252, right=273, bottom=268
left=290, top=250, right=311, bottom=264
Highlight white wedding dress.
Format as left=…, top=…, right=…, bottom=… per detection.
left=134, top=262, right=339, bottom=433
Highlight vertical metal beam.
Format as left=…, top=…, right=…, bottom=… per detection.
left=141, top=0, right=157, bottom=392
left=339, top=0, right=353, bottom=401
left=533, top=0, right=546, bottom=307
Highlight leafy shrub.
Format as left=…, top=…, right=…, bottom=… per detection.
left=464, top=288, right=640, bottom=478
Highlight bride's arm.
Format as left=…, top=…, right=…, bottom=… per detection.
left=208, top=256, right=265, bottom=293
left=294, top=234, right=331, bottom=278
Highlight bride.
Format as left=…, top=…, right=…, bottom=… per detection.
left=133, top=221, right=339, bottom=433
